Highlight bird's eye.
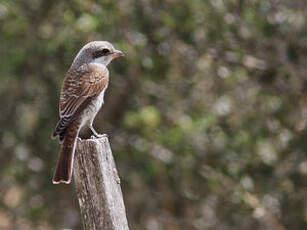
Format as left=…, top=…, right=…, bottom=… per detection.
left=101, top=49, right=110, bottom=54
left=93, top=49, right=110, bottom=58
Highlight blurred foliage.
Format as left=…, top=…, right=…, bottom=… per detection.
left=0, top=0, right=307, bottom=229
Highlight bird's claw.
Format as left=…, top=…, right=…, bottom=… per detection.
left=91, top=133, right=108, bottom=139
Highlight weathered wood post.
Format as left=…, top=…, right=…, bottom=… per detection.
left=73, top=137, right=129, bottom=230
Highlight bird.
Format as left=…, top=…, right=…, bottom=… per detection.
left=51, top=41, right=124, bottom=184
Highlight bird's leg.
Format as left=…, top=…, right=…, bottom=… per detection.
left=89, top=124, right=108, bottom=138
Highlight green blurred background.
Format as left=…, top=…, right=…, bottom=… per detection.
left=0, top=0, right=306, bottom=229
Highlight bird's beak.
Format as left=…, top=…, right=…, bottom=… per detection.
left=112, top=50, right=124, bottom=58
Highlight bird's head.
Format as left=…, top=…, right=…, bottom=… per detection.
left=72, top=41, right=124, bottom=67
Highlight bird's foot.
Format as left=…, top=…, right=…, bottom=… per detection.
left=91, top=133, right=108, bottom=139
left=90, top=126, right=108, bottom=139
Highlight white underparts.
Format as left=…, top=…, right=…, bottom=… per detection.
left=80, top=87, right=107, bottom=129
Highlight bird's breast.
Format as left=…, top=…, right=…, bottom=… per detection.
left=92, top=87, right=107, bottom=110
left=80, top=87, right=107, bottom=125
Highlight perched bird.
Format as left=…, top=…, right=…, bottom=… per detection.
left=52, top=41, right=124, bottom=184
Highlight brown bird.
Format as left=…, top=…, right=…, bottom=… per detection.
left=52, top=41, right=124, bottom=184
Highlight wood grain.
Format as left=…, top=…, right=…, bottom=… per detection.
left=73, top=137, right=129, bottom=230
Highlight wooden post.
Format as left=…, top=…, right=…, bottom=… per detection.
left=73, top=137, right=129, bottom=230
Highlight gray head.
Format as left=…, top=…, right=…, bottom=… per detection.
left=72, top=41, right=124, bottom=68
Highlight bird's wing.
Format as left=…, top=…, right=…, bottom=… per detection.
left=59, top=63, right=109, bottom=118
left=53, top=63, right=109, bottom=140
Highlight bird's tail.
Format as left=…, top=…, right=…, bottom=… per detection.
left=52, top=119, right=80, bottom=184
